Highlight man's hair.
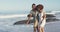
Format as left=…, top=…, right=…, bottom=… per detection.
left=32, top=3, right=36, bottom=7
left=36, top=4, right=44, bottom=10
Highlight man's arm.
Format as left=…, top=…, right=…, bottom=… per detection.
left=27, top=14, right=32, bottom=24
left=27, top=10, right=34, bottom=24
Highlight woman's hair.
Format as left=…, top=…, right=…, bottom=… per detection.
left=36, top=4, right=44, bottom=10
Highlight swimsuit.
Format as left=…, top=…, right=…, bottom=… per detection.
left=37, top=12, right=46, bottom=27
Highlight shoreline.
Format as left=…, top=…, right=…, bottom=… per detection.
left=13, top=18, right=60, bottom=25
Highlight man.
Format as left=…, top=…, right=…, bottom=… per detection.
left=26, top=4, right=38, bottom=32
left=36, top=4, right=46, bottom=32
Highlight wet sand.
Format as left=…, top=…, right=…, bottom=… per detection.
left=45, top=21, right=60, bottom=32
left=16, top=21, right=60, bottom=32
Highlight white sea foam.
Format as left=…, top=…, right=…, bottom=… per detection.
left=51, top=11, right=60, bottom=13
left=0, top=11, right=60, bottom=18
left=0, top=14, right=28, bottom=18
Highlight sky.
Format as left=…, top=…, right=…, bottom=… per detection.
left=0, top=0, right=60, bottom=11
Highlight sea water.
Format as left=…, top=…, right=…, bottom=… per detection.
left=0, top=10, right=33, bottom=32
left=0, top=10, right=60, bottom=32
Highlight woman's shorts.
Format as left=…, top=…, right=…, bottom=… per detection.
left=33, top=19, right=46, bottom=28
left=40, top=19, right=46, bottom=27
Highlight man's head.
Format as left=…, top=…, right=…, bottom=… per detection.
left=36, top=4, right=44, bottom=12
left=32, top=3, right=36, bottom=9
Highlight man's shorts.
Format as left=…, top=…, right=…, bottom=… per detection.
left=33, top=19, right=38, bottom=28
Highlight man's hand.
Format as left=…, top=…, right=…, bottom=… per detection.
left=27, top=14, right=32, bottom=17
left=27, top=14, right=32, bottom=24
left=26, top=20, right=30, bottom=24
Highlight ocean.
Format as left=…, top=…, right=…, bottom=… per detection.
left=0, top=10, right=60, bottom=32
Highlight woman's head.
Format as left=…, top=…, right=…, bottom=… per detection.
left=36, top=4, right=44, bottom=12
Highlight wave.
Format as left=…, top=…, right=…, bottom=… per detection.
left=0, top=11, right=60, bottom=18
left=51, top=11, right=60, bottom=13
left=0, top=14, right=28, bottom=18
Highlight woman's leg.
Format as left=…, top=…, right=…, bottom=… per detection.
left=40, top=19, right=46, bottom=32
left=39, top=27, right=44, bottom=32
left=39, top=27, right=42, bottom=32
left=41, top=27, right=44, bottom=32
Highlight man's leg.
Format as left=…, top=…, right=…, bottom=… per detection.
left=34, top=27, right=36, bottom=32
left=37, top=26, right=40, bottom=32
left=34, top=21, right=38, bottom=32
left=34, top=23, right=37, bottom=32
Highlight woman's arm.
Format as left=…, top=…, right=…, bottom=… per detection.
left=41, top=12, right=46, bottom=21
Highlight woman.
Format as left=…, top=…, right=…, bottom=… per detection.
left=36, top=4, right=46, bottom=32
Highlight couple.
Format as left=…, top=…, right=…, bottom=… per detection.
left=27, top=4, right=46, bottom=32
